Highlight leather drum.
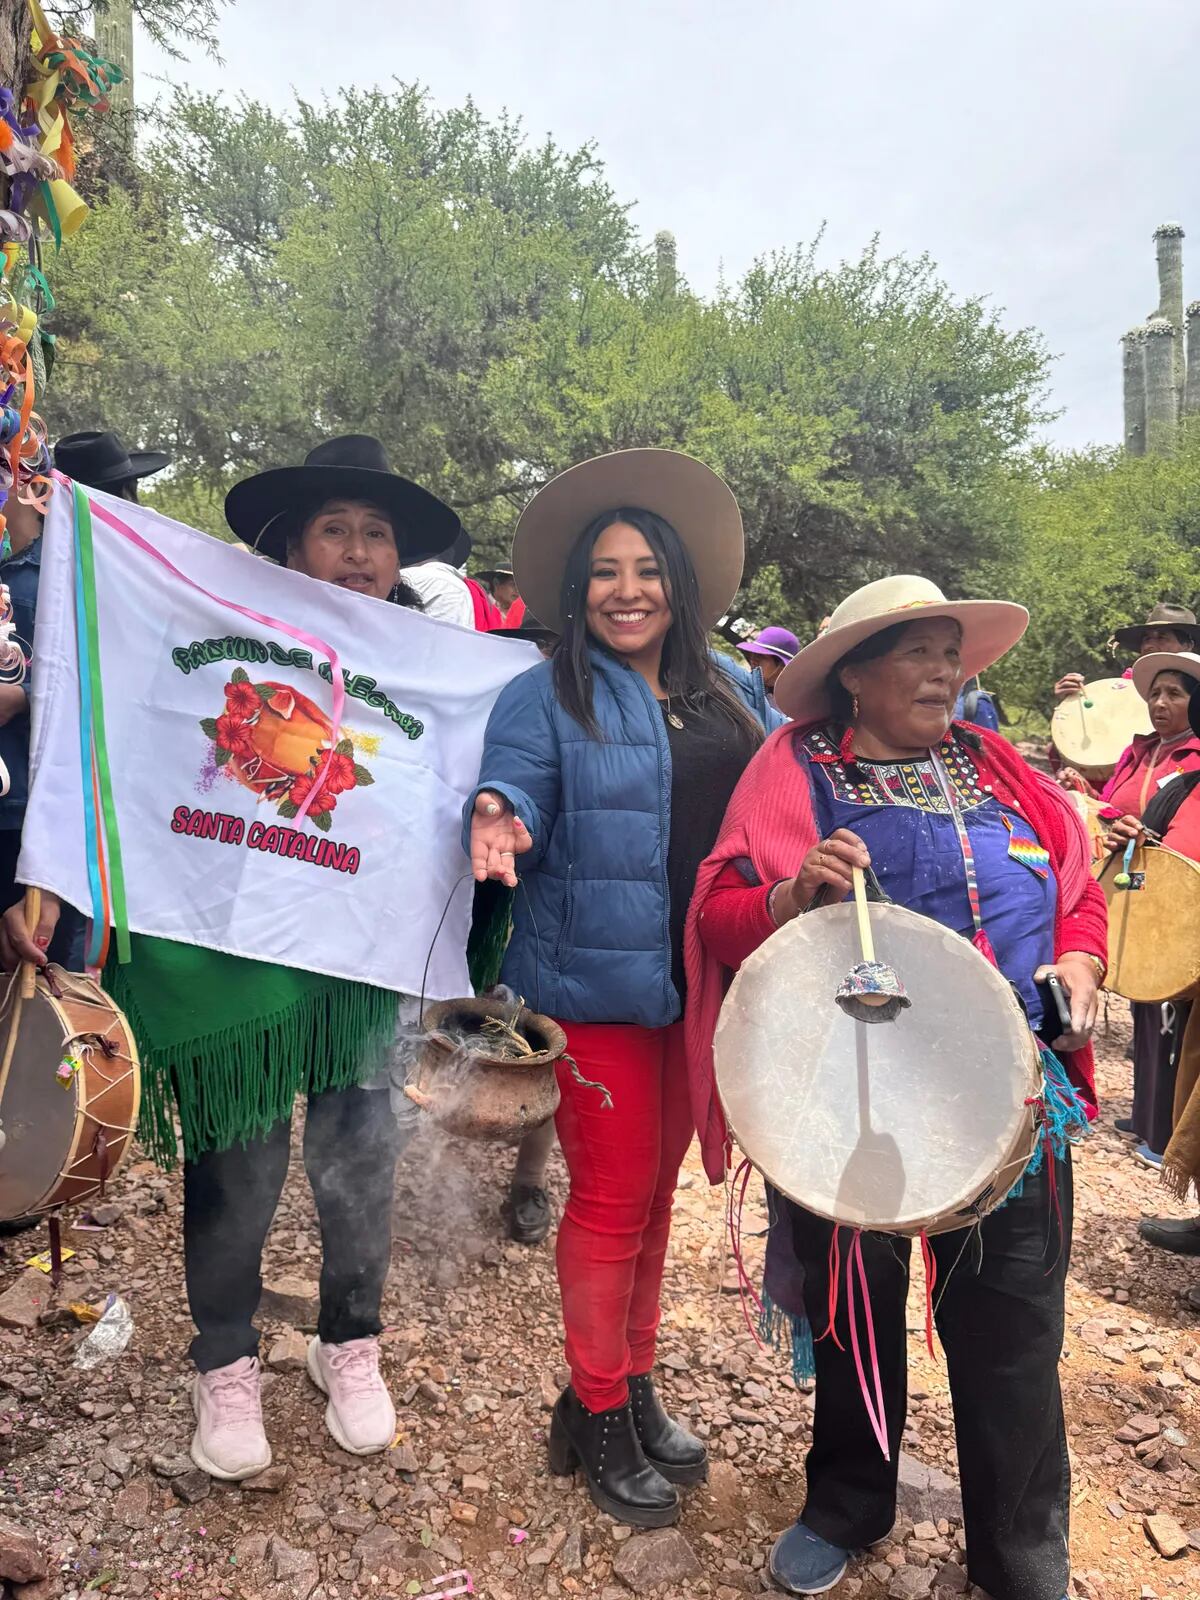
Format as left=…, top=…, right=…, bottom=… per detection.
left=713, top=901, right=1042, bottom=1237
left=1051, top=678, right=1151, bottom=782
left=0, top=965, right=141, bottom=1221
left=1098, top=842, right=1200, bottom=1003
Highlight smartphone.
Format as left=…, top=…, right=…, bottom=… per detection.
left=1036, top=972, right=1073, bottom=1037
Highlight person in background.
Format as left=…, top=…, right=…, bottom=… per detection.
left=53, top=429, right=172, bottom=505
left=954, top=675, right=1001, bottom=732
left=479, top=565, right=519, bottom=614
left=401, top=528, right=474, bottom=626
left=1098, top=652, right=1200, bottom=1168
left=1055, top=602, right=1197, bottom=784
left=736, top=626, right=799, bottom=705
left=469, top=448, right=773, bottom=1527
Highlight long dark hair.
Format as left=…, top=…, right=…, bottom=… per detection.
left=552, top=506, right=762, bottom=744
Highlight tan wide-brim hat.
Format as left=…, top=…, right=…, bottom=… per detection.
left=510, top=448, right=744, bottom=633
left=1131, top=650, right=1200, bottom=700
left=773, top=575, right=1029, bottom=724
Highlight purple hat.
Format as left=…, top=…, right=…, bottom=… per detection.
left=737, top=626, right=799, bottom=665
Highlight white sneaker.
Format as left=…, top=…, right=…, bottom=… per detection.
left=190, top=1356, right=272, bottom=1481
left=306, top=1335, right=395, bottom=1454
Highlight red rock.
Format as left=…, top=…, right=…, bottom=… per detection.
left=0, top=1519, right=48, bottom=1584
left=0, top=1271, right=50, bottom=1332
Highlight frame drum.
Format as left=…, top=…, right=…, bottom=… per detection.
left=1051, top=678, right=1151, bottom=782
left=0, top=966, right=140, bottom=1222
left=713, top=902, right=1042, bottom=1236
left=1098, top=842, right=1200, bottom=1002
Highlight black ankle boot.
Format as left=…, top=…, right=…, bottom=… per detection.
left=628, top=1372, right=709, bottom=1485
left=548, top=1386, right=680, bottom=1527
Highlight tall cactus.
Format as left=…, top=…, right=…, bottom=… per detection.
left=94, top=0, right=134, bottom=150
left=1144, top=317, right=1180, bottom=450
left=1154, top=223, right=1186, bottom=401
left=1122, top=326, right=1148, bottom=454
left=654, top=230, right=677, bottom=299
left=1186, top=302, right=1200, bottom=416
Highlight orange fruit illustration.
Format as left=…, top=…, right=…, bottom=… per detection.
left=233, top=681, right=331, bottom=794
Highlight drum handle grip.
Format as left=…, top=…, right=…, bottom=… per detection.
left=19, top=886, right=41, bottom=1001
left=852, top=867, right=876, bottom=964
left=0, top=888, right=40, bottom=1112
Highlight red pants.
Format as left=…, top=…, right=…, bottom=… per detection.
left=553, top=1020, right=694, bottom=1412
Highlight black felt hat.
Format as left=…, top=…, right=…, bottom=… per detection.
left=224, top=435, right=461, bottom=564
left=54, top=430, right=170, bottom=489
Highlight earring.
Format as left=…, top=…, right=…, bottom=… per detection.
left=851, top=693, right=860, bottom=722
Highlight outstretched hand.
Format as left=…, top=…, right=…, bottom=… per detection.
left=469, top=790, right=532, bottom=888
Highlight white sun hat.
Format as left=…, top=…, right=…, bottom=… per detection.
left=773, top=574, right=1029, bottom=724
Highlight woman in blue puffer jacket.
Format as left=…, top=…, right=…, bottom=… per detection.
left=466, top=449, right=775, bottom=1529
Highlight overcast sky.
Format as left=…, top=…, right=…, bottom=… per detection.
left=140, top=0, right=1200, bottom=452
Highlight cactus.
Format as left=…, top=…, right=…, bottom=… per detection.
left=1122, top=325, right=1148, bottom=455
left=1187, top=302, right=1200, bottom=416
left=1144, top=317, right=1179, bottom=451
left=1155, top=224, right=1186, bottom=399
left=654, top=230, right=677, bottom=299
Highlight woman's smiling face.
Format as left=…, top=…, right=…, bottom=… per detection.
left=288, top=499, right=399, bottom=599
left=584, top=520, right=674, bottom=663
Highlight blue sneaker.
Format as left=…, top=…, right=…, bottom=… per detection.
left=769, top=1521, right=850, bottom=1595
left=1136, top=1142, right=1164, bottom=1169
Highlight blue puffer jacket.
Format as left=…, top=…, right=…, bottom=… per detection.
left=463, top=647, right=780, bottom=1026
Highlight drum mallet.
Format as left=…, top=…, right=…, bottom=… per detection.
left=835, top=867, right=911, bottom=1024
left=0, top=886, right=41, bottom=1152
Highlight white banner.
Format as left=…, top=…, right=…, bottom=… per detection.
left=18, top=484, right=537, bottom=998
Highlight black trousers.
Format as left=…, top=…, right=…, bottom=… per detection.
left=183, top=1080, right=404, bottom=1372
left=789, top=1156, right=1072, bottom=1600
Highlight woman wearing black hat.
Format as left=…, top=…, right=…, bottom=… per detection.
left=2, top=436, right=462, bottom=1482
left=53, top=429, right=172, bottom=503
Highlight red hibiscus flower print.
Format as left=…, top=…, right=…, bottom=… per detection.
left=316, top=749, right=358, bottom=796
left=289, top=772, right=339, bottom=816
left=224, top=680, right=262, bottom=720
left=215, top=712, right=255, bottom=760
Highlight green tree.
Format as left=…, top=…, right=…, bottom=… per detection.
left=45, top=84, right=1052, bottom=594
left=979, top=430, right=1200, bottom=716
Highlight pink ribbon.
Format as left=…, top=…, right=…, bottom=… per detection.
left=845, top=1231, right=890, bottom=1461
left=73, top=481, right=345, bottom=824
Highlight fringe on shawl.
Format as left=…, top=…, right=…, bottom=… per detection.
left=106, top=964, right=398, bottom=1169
left=758, top=1292, right=817, bottom=1385
left=1004, top=1045, right=1091, bottom=1203
left=467, top=880, right=515, bottom=996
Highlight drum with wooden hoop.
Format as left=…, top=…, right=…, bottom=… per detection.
left=1069, top=792, right=1109, bottom=864
left=1097, top=842, right=1200, bottom=1002
left=713, top=902, right=1042, bottom=1236
left=0, top=965, right=141, bottom=1221
left=1051, top=677, right=1151, bottom=782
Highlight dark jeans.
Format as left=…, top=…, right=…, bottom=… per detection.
left=0, top=827, right=85, bottom=968
left=788, top=1156, right=1072, bottom=1600
left=184, top=1080, right=404, bottom=1372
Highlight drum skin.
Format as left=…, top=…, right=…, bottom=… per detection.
left=0, top=966, right=140, bottom=1221
left=1098, top=843, right=1200, bottom=1003
left=1051, top=678, right=1151, bottom=782
left=713, top=902, right=1041, bottom=1236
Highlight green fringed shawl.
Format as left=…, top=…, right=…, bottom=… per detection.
left=104, top=934, right=398, bottom=1169
left=467, top=879, right=514, bottom=995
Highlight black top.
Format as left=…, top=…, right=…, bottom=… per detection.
left=663, top=699, right=758, bottom=1006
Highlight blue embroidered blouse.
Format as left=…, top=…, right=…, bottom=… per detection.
left=802, top=727, right=1057, bottom=1033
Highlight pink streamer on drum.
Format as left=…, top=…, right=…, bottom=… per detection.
left=76, top=485, right=345, bottom=824
left=726, top=1155, right=769, bottom=1353
left=846, top=1230, right=890, bottom=1461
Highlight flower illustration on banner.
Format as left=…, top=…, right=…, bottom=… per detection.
left=198, top=668, right=375, bottom=832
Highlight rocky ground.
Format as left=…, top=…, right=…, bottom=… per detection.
left=1, top=998, right=1199, bottom=1600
